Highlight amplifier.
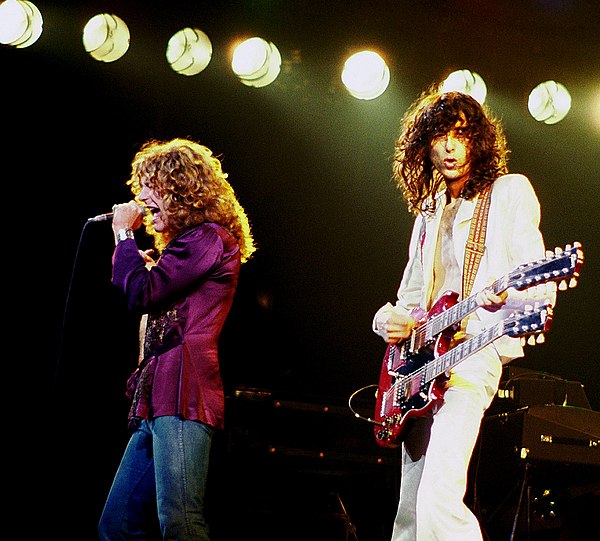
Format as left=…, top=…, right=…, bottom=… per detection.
left=489, top=366, right=591, bottom=415
left=473, top=405, right=600, bottom=541
left=483, top=404, right=600, bottom=466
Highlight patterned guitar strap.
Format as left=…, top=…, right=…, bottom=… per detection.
left=462, top=185, right=493, bottom=298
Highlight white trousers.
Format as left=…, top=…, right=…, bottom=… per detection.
left=391, top=347, right=503, bottom=541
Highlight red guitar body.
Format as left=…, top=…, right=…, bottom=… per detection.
left=373, top=292, right=459, bottom=448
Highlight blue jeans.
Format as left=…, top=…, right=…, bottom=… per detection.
left=98, top=416, right=213, bottom=541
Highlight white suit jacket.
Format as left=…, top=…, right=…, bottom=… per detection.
left=373, top=173, right=555, bottom=362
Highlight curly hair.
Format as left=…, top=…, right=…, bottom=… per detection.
left=127, top=138, right=256, bottom=263
left=392, top=84, right=509, bottom=216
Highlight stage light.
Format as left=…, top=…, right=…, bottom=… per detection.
left=231, top=37, right=281, bottom=88
left=0, top=0, right=43, bottom=48
left=82, top=13, right=130, bottom=63
left=341, top=50, right=390, bottom=100
left=166, top=27, right=212, bottom=76
left=528, top=80, right=572, bottom=125
left=442, top=69, right=487, bottom=104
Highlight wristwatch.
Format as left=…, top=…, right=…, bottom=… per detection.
left=116, top=227, right=134, bottom=243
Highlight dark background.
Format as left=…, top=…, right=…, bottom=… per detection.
left=4, top=1, right=599, bottom=539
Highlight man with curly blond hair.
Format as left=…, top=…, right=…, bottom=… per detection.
left=99, top=138, right=256, bottom=541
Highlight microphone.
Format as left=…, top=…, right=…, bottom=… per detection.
left=87, top=212, right=114, bottom=222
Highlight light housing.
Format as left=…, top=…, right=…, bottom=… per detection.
left=528, top=80, right=572, bottom=125
left=166, top=28, right=212, bottom=76
left=0, top=0, right=43, bottom=48
left=231, top=37, right=282, bottom=88
left=442, top=69, right=487, bottom=104
left=82, top=13, right=130, bottom=63
left=341, top=50, right=390, bottom=100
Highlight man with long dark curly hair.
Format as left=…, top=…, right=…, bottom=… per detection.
left=99, top=138, right=256, bottom=540
left=372, top=86, right=555, bottom=540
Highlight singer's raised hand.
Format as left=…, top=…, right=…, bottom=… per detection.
left=112, top=201, right=144, bottom=231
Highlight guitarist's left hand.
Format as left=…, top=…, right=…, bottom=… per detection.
left=476, top=286, right=508, bottom=312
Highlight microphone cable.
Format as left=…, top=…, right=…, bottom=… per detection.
left=52, top=219, right=102, bottom=397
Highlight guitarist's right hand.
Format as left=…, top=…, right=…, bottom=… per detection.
left=374, top=307, right=417, bottom=344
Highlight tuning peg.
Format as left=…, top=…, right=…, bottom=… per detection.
left=536, top=334, right=545, bottom=344
left=545, top=249, right=553, bottom=258
left=569, top=278, right=578, bottom=289
left=527, top=335, right=537, bottom=346
left=558, top=280, right=568, bottom=291
left=557, top=246, right=565, bottom=254
left=520, top=337, right=526, bottom=347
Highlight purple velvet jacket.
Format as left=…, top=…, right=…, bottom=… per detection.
left=112, top=222, right=241, bottom=431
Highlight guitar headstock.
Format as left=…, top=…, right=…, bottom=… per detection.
left=551, top=242, right=584, bottom=291
left=504, top=303, right=554, bottom=346
left=510, top=242, right=583, bottom=292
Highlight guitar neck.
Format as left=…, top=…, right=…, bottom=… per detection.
left=429, top=276, right=506, bottom=337
left=423, top=320, right=506, bottom=383
left=430, top=296, right=477, bottom=336
left=410, top=244, right=581, bottom=354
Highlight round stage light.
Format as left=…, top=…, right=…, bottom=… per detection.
left=0, top=0, right=43, bottom=48
left=232, top=37, right=281, bottom=88
left=442, top=70, right=487, bottom=104
left=166, top=28, right=212, bottom=76
left=82, top=13, right=130, bottom=63
left=528, top=81, right=572, bottom=125
left=341, top=50, right=390, bottom=100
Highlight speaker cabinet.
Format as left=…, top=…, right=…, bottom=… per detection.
left=470, top=404, right=600, bottom=540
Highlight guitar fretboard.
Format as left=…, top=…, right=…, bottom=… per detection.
left=391, top=322, right=503, bottom=406
left=411, top=245, right=578, bottom=353
left=414, top=275, right=507, bottom=349
left=425, top=322, right=503, bottom=382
